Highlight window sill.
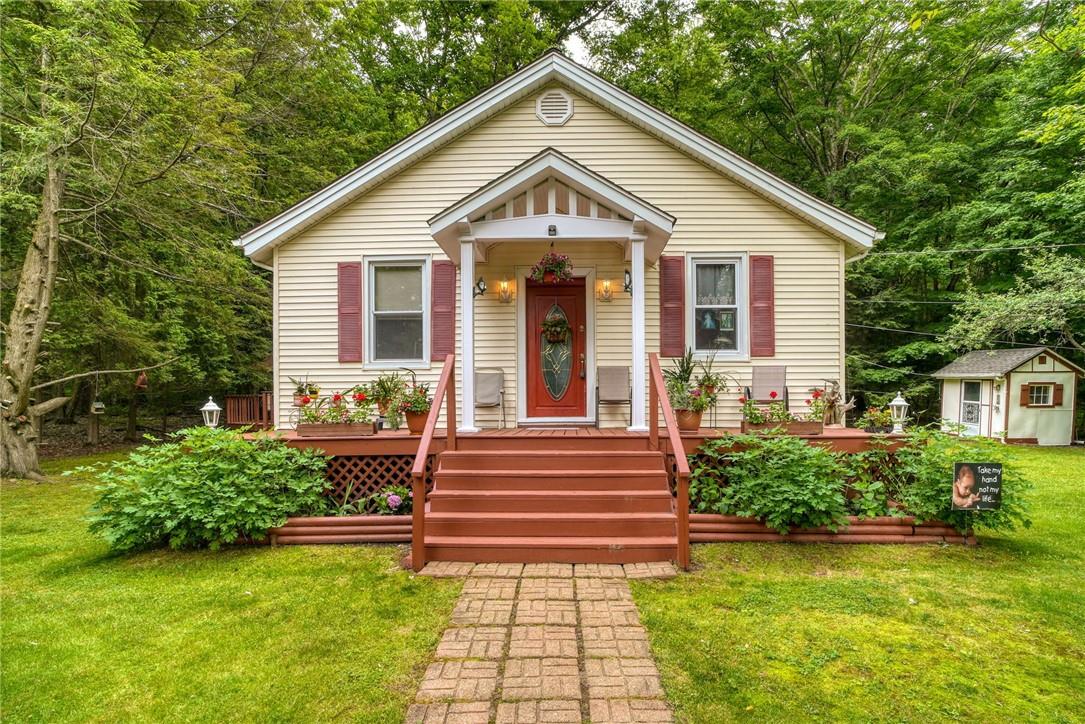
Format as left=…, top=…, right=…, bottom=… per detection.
left=690, top=350, right=749, bottom=362
left=363, top=361, right=432, bottom=372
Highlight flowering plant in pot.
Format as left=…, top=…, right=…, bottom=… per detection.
left=529, top=251, right=573, bottom=283
left=371, top=373, right=407, bottom=416
left=400, top=383, right=432, bottom=434
left=297, top=390, right=376, bottom=436
left=804, top=388, right=828, bottom=423
left=289, top=376, right=320, bottom=406
left=667, top=379, right=714, bottom=431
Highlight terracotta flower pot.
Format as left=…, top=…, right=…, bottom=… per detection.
left=292, top=394, right=308, bottom=407
left=675, top=409, right=703, bottom=432
left=405, top=410, right=429, bottom=434
left=543, top=270, right=557, bottom=283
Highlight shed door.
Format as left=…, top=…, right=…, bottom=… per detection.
left=961, top=380, right=982, bottom=436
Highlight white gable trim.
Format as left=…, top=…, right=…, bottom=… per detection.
left=236, top=51, right=882, bottom=265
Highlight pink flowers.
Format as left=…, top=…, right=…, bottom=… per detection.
left=386, top=493, right=402, bottom=510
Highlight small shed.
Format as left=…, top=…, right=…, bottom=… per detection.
left=933, top=347, right=1082, bottom=446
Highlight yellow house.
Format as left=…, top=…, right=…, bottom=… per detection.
left=236, top=51, right=882, bottom=433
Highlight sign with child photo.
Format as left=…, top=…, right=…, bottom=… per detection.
left=952, top=462, right=1003, bottom=510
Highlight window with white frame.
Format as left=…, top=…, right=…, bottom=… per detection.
left=1028, top=383, right=1053, bottom=406
left=368, top=258, right=427, bottom=363
left=688, top=256, right=746, bottom=355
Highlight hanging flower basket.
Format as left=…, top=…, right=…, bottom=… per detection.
left=540, top=316, right=572, bottom=343
left=530, top=251, right=573, bottom=283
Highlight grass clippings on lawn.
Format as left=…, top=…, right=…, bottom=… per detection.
left=1, top=454, right=461, bottom=723
left=632, top=445, right=1085, bottom=722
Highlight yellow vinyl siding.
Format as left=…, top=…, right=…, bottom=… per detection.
left=274, top=87, right=844, bottom=428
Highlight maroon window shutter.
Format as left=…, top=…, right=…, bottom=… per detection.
left=431, top=260, right=456, bottom=360
left=659, top=255, right=685, bottom=357
left=1019, top=384, right=1030, bottom=406
left=337, top=262, right=363, bottom=362
left=749, top=255, right=776, bottom=357
left=1053, top=383, right=1064, bottom=406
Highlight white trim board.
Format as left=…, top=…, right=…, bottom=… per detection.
left=235, top=51, right=882, bottom=266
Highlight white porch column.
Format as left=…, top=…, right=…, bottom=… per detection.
left=629, top=238, right=647, bottom=431
left=459, top=240, right=479, bottom=432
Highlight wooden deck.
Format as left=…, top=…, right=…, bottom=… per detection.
left=279, top=425, right=891, bottom=455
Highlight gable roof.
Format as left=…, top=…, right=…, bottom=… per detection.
left=932, top=347, right=1085, bottom=378
left=428, top=147, right=675, bottom=260
left=235, top=50, right=884, bottom=267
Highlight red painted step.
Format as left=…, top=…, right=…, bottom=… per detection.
left=427, top=488, right=675, bottom=514
left=426, top=511, right=676, bottom=537
left=455, top=436, right=652, bottom=452
left=434, top=469, right=669, bottom=491
left=424, top=535, right=678, bottom=564
left=438, top=450, right=666, bottom=471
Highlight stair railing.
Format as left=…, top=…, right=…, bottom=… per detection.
left=411, top=353, right=456, bottom=572
left=648, top=353, right=691, bottom=570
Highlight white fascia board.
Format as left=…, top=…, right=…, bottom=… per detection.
left=428, top=149, right=675, bottom=237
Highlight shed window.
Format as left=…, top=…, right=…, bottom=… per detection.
left=368, top=259, right=428, bottom=363
left=1028, top=384, right=1053, bottom=407
left=688, top=257, right=746, bottom=356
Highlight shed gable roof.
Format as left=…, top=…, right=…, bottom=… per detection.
left=236, top=50, right=883, bottom=267
left=932, top=347, right=1085, bottom=378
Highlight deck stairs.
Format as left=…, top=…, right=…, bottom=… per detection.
left=424, top=436, right=678, bottom=564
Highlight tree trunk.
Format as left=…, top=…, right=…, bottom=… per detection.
left=125, top=390, right=140, bottom=441
left=0, top=149, right=65, bottom=479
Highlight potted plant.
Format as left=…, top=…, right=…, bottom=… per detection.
left=289, top=376, right=320, bottom=406
left=529, top=251, right=573, bottom=283
left=371, top=373, right=407, bottom=416
left=540, top=316, right=572, bottom=343
left=400, top=383, right=432, bottom=434
left=857, top=406, right=894, bottom=434
left=296, top=390, right=377, bottom=437
left=697, top=354, right=735, bottom=396
left=668, top=379, right=712, bottom=431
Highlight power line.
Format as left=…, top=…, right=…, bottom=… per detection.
left=863, top=242, right=1085, bottom=256
left=849, top=299, right=963, bottom=305
left=845, top=323, right=1080, bottom=353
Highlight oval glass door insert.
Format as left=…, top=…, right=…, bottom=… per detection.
left=541, top=304, right=572, bottom=400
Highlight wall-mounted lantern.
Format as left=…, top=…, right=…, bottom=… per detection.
left=473, top=277, right=487, bottom=298
left=598, top=278, right=613, bottom=303
left=497, top=278, right=513, bottom=304
left=623, top=269, right=633, bottom=295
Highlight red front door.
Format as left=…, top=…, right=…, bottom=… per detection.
left=526, top=278, right=587, bottom=418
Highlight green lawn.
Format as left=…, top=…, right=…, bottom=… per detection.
left=1, top=454, right=461, bottom=723
left=631, top=446, right=1085, bottom=723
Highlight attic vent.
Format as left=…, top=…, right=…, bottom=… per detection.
left=536, top=89, right=573, bottom=126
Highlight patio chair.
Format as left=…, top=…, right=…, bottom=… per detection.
left=475, top=368, right=506, bottom=428
left=596, top=366, right=632, bottom=426
left=743, top=365, right=790, bottom=407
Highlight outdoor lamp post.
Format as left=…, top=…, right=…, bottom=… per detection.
left=889, top=391, right=909, bottom=434
left=201, top=397, right=222, bottom=428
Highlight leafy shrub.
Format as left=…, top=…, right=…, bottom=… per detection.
left=83, top=427, right=329, bottom=551
left=689, top=432, right=850, bottom=533
left=893, top=425, right=1031, bottom=533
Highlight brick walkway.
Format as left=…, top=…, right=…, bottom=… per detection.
left=407, top=562, right=677, bottom=724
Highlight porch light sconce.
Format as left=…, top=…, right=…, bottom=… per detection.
left=598, top=278, right=613, bottom=303
left=888, top=391, right=909, bottom=434
left=200, top=396, right=222, bottom=428
left=623, top=269, right=633, bottom=295
left=473, top=276, right=487, bottom=298
left=497, top=278, right=513, bottom=304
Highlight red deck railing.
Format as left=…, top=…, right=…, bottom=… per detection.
left=648, top=353, right=691, bottom=570
left=411, top=354, right=456, bottom=571
left=225, top=392, right=274, bottom=429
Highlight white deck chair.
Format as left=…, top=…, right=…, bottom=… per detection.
left=475, top=369, right=506, bottom=428
left=743, top=365, right=790, bottom=407
left=595, top=366, right=632, bottom=426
